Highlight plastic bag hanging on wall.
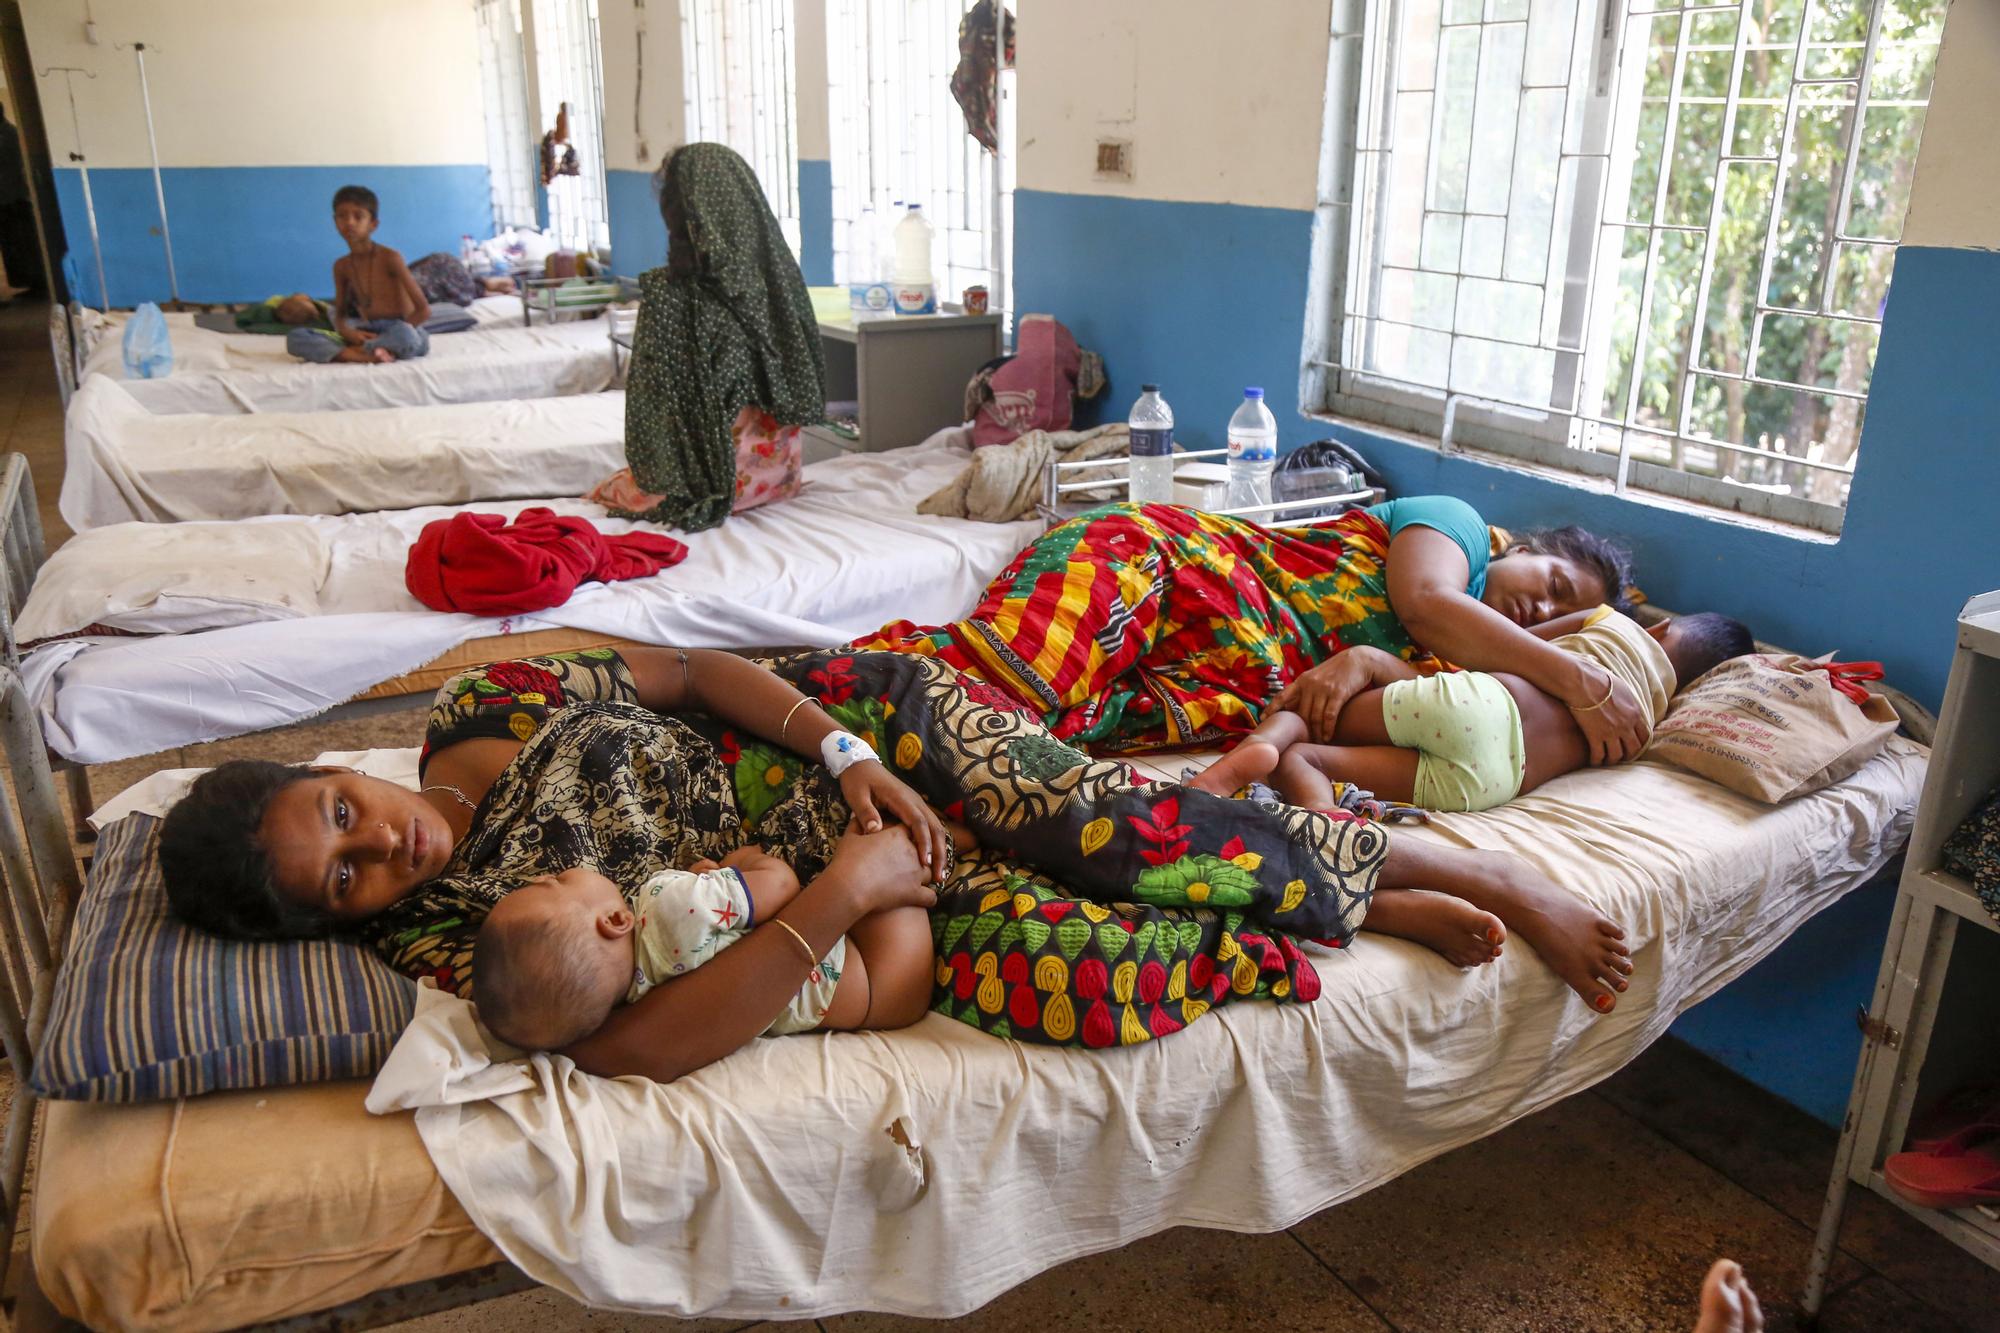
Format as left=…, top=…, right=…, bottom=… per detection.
left=951, top=1, right=1015, bottom=153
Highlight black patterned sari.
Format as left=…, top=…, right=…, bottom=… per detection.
left=366, top=648, right=1388, bottom=1048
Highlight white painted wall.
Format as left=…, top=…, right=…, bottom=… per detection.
left=1902, top=0, right=2000, bottom=250
left=20, top=0, right=485, bottom=167
left=600, top=0, right=690, bottom=173
left=1015, top=0, right=1328, bottom=211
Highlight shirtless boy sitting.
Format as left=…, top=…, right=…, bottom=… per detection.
left=286, top=184, right=433, bottom=366
left=1191, top=608, right=1752, bottom=1008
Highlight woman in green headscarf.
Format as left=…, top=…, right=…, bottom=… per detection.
left=617, top=142, right=826, bottom=530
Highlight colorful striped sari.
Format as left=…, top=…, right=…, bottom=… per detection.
left=852, top=502, right=1427, bottom=751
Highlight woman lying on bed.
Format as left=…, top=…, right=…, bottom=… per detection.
left=858, top=495, right=1653, bottom=766
left=157, top=647, right=1633, bottom=1083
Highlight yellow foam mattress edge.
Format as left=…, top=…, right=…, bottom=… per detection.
left=32, top=1079, right=502, bottom=1331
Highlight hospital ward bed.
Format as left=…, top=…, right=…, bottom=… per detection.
left=56, top=299, right=617, bottom=416
left=57, top=380, right=633, bottom=529
left=15, top=430, right=1042, bottom=764
left=0, top=680, right=1927, bottom=1329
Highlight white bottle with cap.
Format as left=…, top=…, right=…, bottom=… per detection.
left=1127, top=384, right=1175, bottom=505
left=1224, top=387, right=1278, bottom=513
left=891, top=204, right=937, bottom=315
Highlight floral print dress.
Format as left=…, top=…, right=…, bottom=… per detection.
left=365, top=648, right=1389, bottom=1049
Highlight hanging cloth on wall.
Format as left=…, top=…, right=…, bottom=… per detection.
left=951, top=1, right=1016, bottom=152
left=540, top=102, right=581, bottom=186
left=618, top=143, right=826, bottom=532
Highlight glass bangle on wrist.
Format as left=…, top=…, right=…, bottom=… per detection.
left=820, top=730, right=879, bottom=777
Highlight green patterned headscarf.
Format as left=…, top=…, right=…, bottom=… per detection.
left=621, top=142, right=825, bottom=530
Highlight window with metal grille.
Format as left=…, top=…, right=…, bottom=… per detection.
left=682, top=0, right=802, bottom=252
left=826, top=0, right=1013, bottom=314
left=475, top=0, right=538, bottom=233
left=533, top=0, right=612, bottom=254
left=1306, top=0, right=1946, bottom=533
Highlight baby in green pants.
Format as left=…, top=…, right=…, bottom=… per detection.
left=1193, top=606, right=1753, bottom=817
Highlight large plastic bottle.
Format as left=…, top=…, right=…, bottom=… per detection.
left=1128, top=384, right=1176, bottom=505
left=891, top=204, right=937, bottom=315
left=847, top=206, right=892, bottom=318
left=1224, top=387, right=1278, bottom=513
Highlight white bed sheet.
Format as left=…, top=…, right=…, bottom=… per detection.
left=358, top=736, right=1925, bottom=1320
left=107, top=318, right=615, bottom=417
left=58, top=382, right=629, bottom=529
left=25, top=432, right=1042, bottom=764
left=76, top=297, right=528, bottom=381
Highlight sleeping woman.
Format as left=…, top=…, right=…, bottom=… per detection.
left=859, top=495, right=1654, bottom=768
left=158, top=646, right=1634, bottom=1083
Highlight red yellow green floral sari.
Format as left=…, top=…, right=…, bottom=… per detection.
left=851, top=502, right=1427, bottom=751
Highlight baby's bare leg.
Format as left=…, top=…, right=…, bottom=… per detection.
left=1273, top=743, right=1420, bottom=806
left=838, top=905, right=937, bottom=1030
left=1187, top=709, right=1310, bottom=797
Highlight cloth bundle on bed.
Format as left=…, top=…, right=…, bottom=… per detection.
left=58, top=381, right=630, bottom=528
left=406, top=509, right=689, bottom=614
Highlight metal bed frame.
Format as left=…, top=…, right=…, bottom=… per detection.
left=0, top=449, right=543, bottom=1328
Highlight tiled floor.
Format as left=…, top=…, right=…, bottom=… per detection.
left=4, top=297, right=1997, bottom=1330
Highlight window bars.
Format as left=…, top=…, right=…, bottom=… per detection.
left=475, top=0, right=539, bottom=233
left=1310, top=0, right=1944, bottom=532
left=826, top=0, right=1014, bottom=314
left=683, top=0, right=803, bottom=251
left=535, top=0, right=614, bottom=254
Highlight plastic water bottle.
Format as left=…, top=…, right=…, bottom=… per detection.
left=1224, top=387, right=1278, bottom=513
left=847, top=207, right=892, bottom=317
left=891, top=204, right=937, bottom=315
left=1128, top=384, right=1176, bottom=505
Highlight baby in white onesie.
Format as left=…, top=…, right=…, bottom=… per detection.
left=473, top=845, right=931, bottom=1052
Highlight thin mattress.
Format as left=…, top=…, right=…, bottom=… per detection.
left=57, top=382, right=630, bottom=529
left=30, top=736, right=1927, bottom=1329
left=21, top=432, right=1043, bottom=763
left=101, top=316, right=616, bottom=416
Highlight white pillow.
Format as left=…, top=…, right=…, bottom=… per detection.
left=16, top=520, right=330, bottom=641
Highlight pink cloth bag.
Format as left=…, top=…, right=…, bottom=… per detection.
left=972, top=314, right=1083, bottom=447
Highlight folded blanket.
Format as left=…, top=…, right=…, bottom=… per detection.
left=405, top=507, right=688, bottom=615
left=917, top=423, right=1132, bottom=523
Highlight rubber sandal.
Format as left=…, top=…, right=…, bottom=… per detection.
left=1906, top=1081, right=2000, bottom=1153
left=1884, top=1123, right=2000, bottom=1210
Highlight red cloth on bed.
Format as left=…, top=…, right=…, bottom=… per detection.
left=405, top=508, right=688, bottom=614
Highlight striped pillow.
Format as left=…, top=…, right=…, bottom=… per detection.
left=32, top=814, right=417, bottom=1102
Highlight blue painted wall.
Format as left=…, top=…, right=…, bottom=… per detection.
left=799, top=158, right=835, bottom=286
left=1014, top=186, right=2000, bottom=1123
left=607, top=162, right=835, bottom=286
left=54, top=165, right=491, bottom=308
left=1013, top=190, right=1316, bottom=443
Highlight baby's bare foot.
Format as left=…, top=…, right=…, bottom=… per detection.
left=371, top=346, right=396, bottom=363
left=1453, top=851, right=1632, bottom=1012
left=1188, top=739, right=1282, bottom=798
left=1693, top=1259, right=1763, bottom=1333
left=1364, top=888, right=1504, bottom=967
